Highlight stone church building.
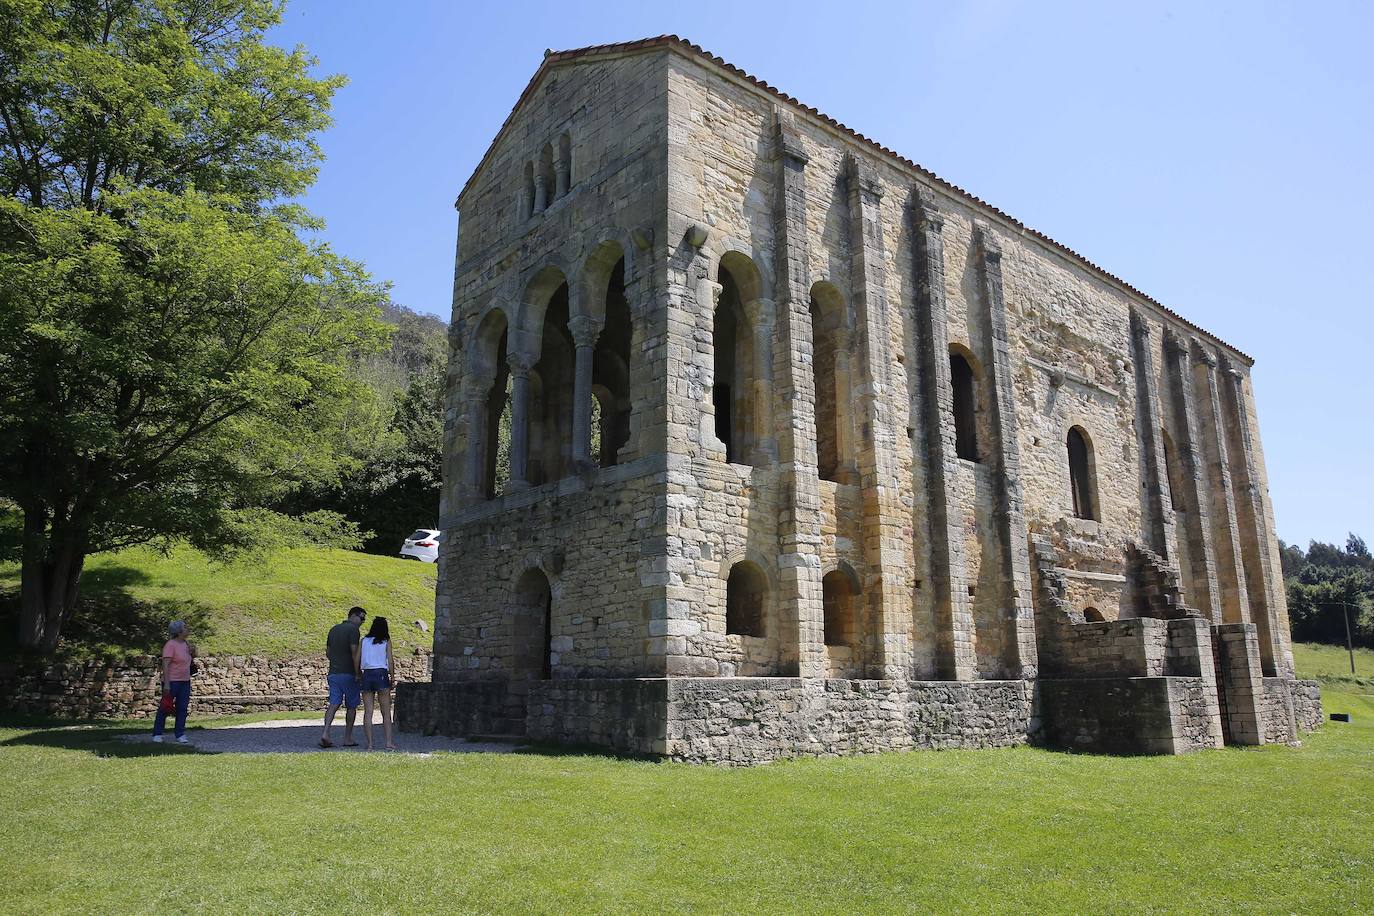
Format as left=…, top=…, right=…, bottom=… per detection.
left=398, top=37, right=1321, bottom=762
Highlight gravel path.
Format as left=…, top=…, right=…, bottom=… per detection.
left=125, top=718, right=522, bottom=756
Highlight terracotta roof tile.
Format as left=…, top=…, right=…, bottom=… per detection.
left=456, top=35, right=1250, bottom=363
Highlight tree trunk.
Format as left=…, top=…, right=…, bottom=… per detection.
left=18, top=509, right=87, bottom=654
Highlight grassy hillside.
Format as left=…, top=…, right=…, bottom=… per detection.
left=1293, top=641, right=1374, bottom=686
left=0, top=545, right=437, bottom=660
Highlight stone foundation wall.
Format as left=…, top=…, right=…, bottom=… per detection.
left=664, top=678, right=1034, bottom=765
left=0, top=650, right=432, bottom=720
left=400, top=676, right=1034, bottom=764
left=1039, top=676, right=1223, bottom=754
left=1287, top=678, right=1323, bottom=731
left=1260, top=677, right=1323, bottom=743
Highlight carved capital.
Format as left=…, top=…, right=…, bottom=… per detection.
left=698, top=278, right=723, bottom=312
left=1163, top=329, right=1189, bottom=358
left=567, top=314, right=603, bottom=349
left=845, top=153, right=883, bottom=200
left=914, top=189, right=944, bottom=233
left=1190, top=338, right=1218, bottom=368
left=743, top=297, right=775, bottom=327
left=506, top=351, right=535, bottom=378
left=1128, top=307, right=1151, bottom=342
left=974, top=222, right=1002, bottom=262
left=773, top=109, right=810, bottom=166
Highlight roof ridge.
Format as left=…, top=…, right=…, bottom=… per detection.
left=457, top=35, right=1250, bottom=362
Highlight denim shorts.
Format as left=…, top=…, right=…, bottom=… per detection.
left=327, top=672, right=361, bottom=708
left=360, top=668, right=391, bottom=692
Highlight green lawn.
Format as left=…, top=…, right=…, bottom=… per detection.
left=0, top=544, right=437, bottom=660
left=1292, top=641, right=1374, bottom=686
left=1, top=684, right=1369, bottom=912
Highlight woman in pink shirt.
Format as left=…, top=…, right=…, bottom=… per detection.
left=152, top=620, right=196, bottom=744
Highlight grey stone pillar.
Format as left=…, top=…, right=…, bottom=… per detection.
left=1163, top=331, right=1222, bottom=622
left=462, top=386, right=489, bottom=501
left=555, top=162, right=570, bottom=199
left=506, top=352, right=533, bottom=489
left=845, top=153, right=911, bottom=678
left=1128, top=308, right=1179, bottom=562
left=743, top=297, right=777, bottom=465
left=973, top=223, right=1037, bottom=679
left=769, top=109, right=824, bottom=679
left=532, top=175, right=548, bottom=214
left=1192, top=339, right=1250, bottom=624
left=1221, top=357, right=1290, bottom=676
left=568, top=315, right=602, bottom=468
left=913, top=192, right=976, bottom=681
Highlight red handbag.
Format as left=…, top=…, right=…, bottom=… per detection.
left=159, top=691, right=175, bottom=713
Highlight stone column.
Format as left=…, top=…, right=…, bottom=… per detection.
left=769, top=109, right=824, bottom=679
left=1128, top=308, right=1179, bottom=562
left=913, top=192, right=976, bottom=681
left=1192, top=339, right=1250, bottom=624
left=1221, top=357, right=1290, bottom=675
left=1163, top=331, right=1222, bottom=622
left=832, top=327, right=857, bottom=484
left=506, top=352, right=533, bottom=489
left=568, top=314, right=603, bottom=468
left=532, top=174, right=548, bottom=214
left=845, top=153, right=910, bottom=678
left=973, top=223, right=1037, bottom=679
left=743, top=297, right=777, bottom=465
left=555, top=161, right=570, bottom=199
left=461, top=385, right=489, bottom=503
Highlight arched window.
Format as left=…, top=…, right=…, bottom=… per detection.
left=470, top=309, right=509, bottom=500
left=726, top=561, right=767, bottom=637
left=538, top=144, right=555, bottom=211
left=1067, top=425, right=1097, bottom=521
left=511, top=568, right=553, bottom=679
left=950, top=350, right=979, bottom=462
left=1083, top=606, right=1104, bottom=622
left=822, top=569, right=857, bottom=646
left=712, top=254, right=765, bottom=466
left=810, top=283, right=848, bottom=482
left=557, top=132, right=572, bottom=197
left=592, top=256, right=632, bottom=467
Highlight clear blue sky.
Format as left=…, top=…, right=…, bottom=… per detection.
left=270, top=0, right=1373, bottom=548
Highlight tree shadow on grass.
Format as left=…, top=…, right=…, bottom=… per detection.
left=0, top=563, right=216, bottom=663
left=0, top=721, right=210, bottom=758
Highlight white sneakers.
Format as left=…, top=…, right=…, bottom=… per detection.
left=176, top=736, right=191, bottom=745
left=151, top=735, right=163, bottom=743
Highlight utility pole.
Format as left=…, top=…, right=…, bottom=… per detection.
left=1320, top=601, right=1358, bottom=676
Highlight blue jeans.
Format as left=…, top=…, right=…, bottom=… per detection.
left=153, top=680, right=191, bottom=739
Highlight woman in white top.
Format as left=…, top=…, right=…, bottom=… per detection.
left=358, top=617, right=397, bottom=750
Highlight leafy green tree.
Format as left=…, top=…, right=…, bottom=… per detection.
left=1282, top=534, right=1374, bottom=649
left=0, top=1, right=386, bottom=652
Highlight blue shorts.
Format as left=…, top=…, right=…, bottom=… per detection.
left=360, top=668, right=391, bottom=692
left=327, top=673, right=360, bottom=708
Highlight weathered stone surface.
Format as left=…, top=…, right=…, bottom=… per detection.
left=413, top=38, right=1317, bottom=764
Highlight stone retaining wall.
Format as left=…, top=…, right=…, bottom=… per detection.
left=400, top=677, right=1034, bottom=764
left=0, top=650, right=432, bottom=720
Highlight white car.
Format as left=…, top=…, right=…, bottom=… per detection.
left=400, top=529, right=442, bottom=563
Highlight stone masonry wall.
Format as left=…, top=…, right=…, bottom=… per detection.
left=1, top=650, right=432, bottom=720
